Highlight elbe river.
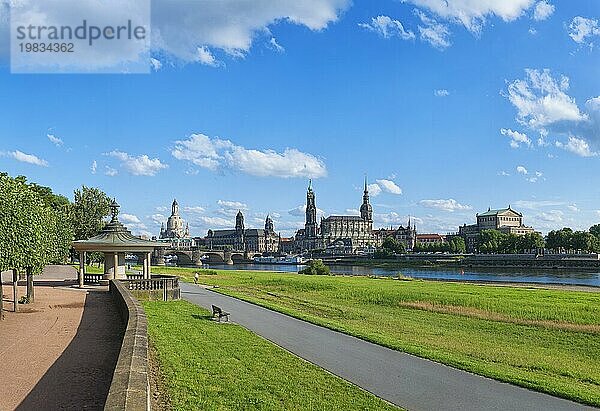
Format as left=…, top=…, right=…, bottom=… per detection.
left=206, top=263, right=600, bottom=287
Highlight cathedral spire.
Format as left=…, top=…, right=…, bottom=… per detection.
left=364, top=175, right=368, bottom=193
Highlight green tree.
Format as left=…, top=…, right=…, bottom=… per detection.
left=478, top=230, right=507, bottom=254
left=571, top=231, right=594, bottom=252
left=69, top=185, right=111, bottom=241
left=589, top=224, right=600, bottom=239
left=299, top=259, right=331, bottom=275
left=546, top=228, right=573, bottom=251
left=381, top=237, right=406, bottom=254
left=517, top=232, right=545, bottom=252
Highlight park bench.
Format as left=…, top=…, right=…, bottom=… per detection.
left=212, top=305, right=230, bottom=322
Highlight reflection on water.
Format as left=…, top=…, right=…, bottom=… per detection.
left=205, top=263, right=600, bottom=287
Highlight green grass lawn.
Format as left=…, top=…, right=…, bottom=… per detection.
left=143, top=300, right=399, bottom=410
left=153, top=266, right=600, bottom=406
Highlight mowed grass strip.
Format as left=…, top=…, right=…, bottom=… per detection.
left=154, top=267, right=600, bottom=406
left=143, top=300, right=400, bottom=411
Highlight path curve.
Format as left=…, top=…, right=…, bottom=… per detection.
left=181, top=283, right=593, bottom=411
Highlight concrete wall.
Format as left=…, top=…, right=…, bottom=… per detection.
left=105, top=280, right=150, bottom=411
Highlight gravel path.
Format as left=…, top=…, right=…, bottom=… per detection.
left=0, top=267, right=122, bottom=411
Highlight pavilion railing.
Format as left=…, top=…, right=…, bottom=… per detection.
left=83, top=273, right=104, bottom=284
left=119, top=275, right=180, bottom=301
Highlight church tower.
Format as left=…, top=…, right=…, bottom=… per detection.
left=360, top=177, right=373, bottom=223
left=235, top=210, right=245, bottom=250
left=305, top=179, right=318, bottom=238
left=172, top=199, right=179, bottom=216
left=265, top=215, right=274, bottom=232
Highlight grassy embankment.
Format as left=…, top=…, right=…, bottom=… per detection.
left=143, top=300, right=399, bottom=410
left=153, top=266, right=600, bottom=406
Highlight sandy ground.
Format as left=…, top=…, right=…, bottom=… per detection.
left=0, top=266, right=123, bottom=410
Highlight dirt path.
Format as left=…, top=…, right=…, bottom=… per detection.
left=0, top=278, right=123, bottom=410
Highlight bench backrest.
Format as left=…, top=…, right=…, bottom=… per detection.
left=212, top=305, right=222, bottom=314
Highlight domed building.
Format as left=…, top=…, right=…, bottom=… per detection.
left=160, top=199, right=190, bottom=239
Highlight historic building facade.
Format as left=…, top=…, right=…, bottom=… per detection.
left=375, top=219, right=417, bottom=250
left=160, top=199, right=190, bottom=239
left=459, top=206, right=535, bottom=253
left=205, top=211, right=280, bottom=253
left=294, top=180, right=382, bottom=253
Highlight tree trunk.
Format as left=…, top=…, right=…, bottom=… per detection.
left=12, top=269, right=18, bottom=312
left=26, top=267, right=34, bottom=303
left=1, top=272, right=4, bottom=320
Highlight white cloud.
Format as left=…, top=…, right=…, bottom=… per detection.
left=498, top=170, right=511, bottom=176
left=107, top=150, right=168, bottom=176
left=47, top=133, right=63, bottom=146
left=501, top=128, right=531, bottom=148
left=506, top=69, right=586, bottom=129
left=415, top=10, right=451, bottom=49
left=183, top=206, right=206, bottom=214
left=516, top=165, right=528, bottom=175
left=345, top=208, right=360, bottom=216
left=150, top=58, right=162, bottom=71
left=405, top=0, right=535, bottom=34
left=197, top=46, right=219, bottom=66
left=533, top=1, right=554, bottom=21
left=171, top=133, right=327, bottom=178
left=198, top=216, right=233, bottom=228
left=91, top=160, right=97, bottom=174
left=217, top=200, right=248, bottom=210
left=528, top=27, right=537, bottom=35
left=568, top=16, right=600, bottom=44
left=6, top=150, right=48, bottom=167
left=104, top=166, right=118, bottom=177
left=376, top=179, right=403, bottom=195
left=434, top=89, right=449, bottom=97
left=359, top=15, right=415, bottom=40
left=1, top=0, right=349, bottom=68
left=151, top=0, right=350, bottom=63
left=538, top=210, right=563, bottom=223
left=555, top=136, right=597, bottom=157
left=367, top=183, right=382, bottom=197
left=567, top=204, right=579, bottom=212
left=419, top=198, right=472, bottom=212
left=150, top=213, right=166, bottom=225
left=269, top=37, right=285, bottom=52
left=121, top=213, right=142, bottom=224
left=513, top=200, right=564, bottom=210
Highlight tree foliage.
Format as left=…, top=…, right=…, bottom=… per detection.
left=477, top=230, right=545, bottom=254
left=413, top=236, right=466, bottom=253
left=69, top=185, right=111, bottom=240
left=0, top=174, right=73, bottom=273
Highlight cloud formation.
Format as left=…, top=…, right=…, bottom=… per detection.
left=47, top=133, right=63, bottom=147
left=568, top=16, right=599, bottom=45
left=419, top=198, right=472, bottom=212
left=359, top=15, right=415, bottom=40
left=405, top=0, right=535, bottom=34
left=501, top=128, right=531, bottom=148
left=375, top=179, right=403, bottom=195
left=415, top=10, right=451, bottom=49
left=5, top=150, right=48, bottom=167
left=504, top=69, right=600, bottom=157
left=107, top=150, right=168, bottom=176
left=171, top=133, right=327, bottom=178
left=532, top=1, right=554, bottom=21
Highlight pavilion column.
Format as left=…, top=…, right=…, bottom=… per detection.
left=113, top=252, right=118, bottom=280
left=142, top=253, right=148, bottom=279
left=147, top=252, right=152, bottom=279
left=79, top=251, right=85, bottom=288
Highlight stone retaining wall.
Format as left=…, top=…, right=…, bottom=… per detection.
left=105, top=280, right=150, bottom=411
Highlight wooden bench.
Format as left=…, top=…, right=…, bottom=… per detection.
left=212, top=305, right=230, bottom=322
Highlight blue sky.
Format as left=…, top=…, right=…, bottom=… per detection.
left=0, top=0, right=599, bottom=237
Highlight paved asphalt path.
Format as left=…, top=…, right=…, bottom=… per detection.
left=181, top=283, right=594, bottom=411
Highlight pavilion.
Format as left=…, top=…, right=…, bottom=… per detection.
left=72, top=199, right=167, bottom=287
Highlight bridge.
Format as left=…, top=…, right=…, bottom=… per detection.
left=152, top=244, right=261, bottom=266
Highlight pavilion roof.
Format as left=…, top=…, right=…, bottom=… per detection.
left=72, top=200, right=167, bottom=252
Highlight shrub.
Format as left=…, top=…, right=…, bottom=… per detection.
left=299, top=259, right=330, bottom=276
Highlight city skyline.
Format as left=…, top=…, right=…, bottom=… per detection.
left=1, top=0, right=599, bottom=237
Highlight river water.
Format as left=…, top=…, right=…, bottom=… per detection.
left=205, top=263, right=600, bottom=287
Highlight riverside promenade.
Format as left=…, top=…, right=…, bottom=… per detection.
left=182, top=282, right=593, bottom=411
left=0, top=266, right=122, bottom=410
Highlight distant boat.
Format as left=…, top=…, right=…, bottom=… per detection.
left=253, top=256, right=306, bottom=265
